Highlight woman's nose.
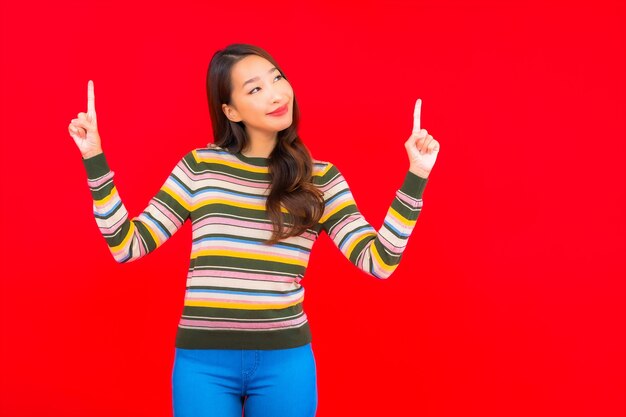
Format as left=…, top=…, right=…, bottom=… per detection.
left=268, top=86, right=283, bottom=101
left=271, top=91, right=283, bottom=102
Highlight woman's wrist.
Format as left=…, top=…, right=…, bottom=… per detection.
left=409, top=166, right=430, bottom=179
left=82, top=149, right=103, bottom=159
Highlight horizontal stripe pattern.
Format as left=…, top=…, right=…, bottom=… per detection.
left=318, top=162, right=427, bottom=279
left=81, top=143, right=428, bottom=349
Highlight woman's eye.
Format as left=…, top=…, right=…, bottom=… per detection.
left=249, top=75, right=284, bottom=94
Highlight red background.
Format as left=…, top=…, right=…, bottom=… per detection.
left=1, top=1, right=625, bottom=416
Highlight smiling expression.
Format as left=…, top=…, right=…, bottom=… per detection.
left=222, top=54, right=294, bottom=140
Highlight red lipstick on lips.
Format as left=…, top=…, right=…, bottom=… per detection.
left=268, top=104, right=288, bottom=116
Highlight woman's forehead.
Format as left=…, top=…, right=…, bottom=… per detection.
left=232, top=56, right=276, bottom=86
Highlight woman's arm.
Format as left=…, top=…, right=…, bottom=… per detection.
left=82, top=151, right=195, bottom=263
left=319, top=162, right=427, bottom=279
left=69, top=80, right=195, bottom=263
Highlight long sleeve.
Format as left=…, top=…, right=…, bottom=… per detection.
left=319, top=163, right=428, bottom=279
left=81, top=151, right=195, bottom=263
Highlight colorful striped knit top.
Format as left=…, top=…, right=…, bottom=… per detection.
left=81, top=143, right=428, bottom=350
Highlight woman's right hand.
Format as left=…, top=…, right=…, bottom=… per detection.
left=68, top=80, right=103, bottom=159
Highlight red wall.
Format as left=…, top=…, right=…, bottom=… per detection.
left=1, top=1, right=624, bottom=416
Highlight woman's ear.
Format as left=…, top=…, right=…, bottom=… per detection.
left=222, top=104, right=240, bottom=122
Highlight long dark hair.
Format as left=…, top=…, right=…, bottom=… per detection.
left=206, top=43, right=325, bottom=245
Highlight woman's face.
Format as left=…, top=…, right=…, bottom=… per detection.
left=222, top=54, right=294, bottom=139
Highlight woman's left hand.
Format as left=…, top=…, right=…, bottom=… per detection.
left=405, top=98, right=440, bottom=178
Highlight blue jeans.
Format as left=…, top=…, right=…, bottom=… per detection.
left=172, top=343, right=318, bottom=417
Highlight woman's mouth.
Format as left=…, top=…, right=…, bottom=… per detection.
left=268, top=104, right=288, bottom=116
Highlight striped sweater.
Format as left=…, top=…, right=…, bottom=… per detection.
left=82, top=144, right=428, bottom=349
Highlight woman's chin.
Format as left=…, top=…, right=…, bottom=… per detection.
left=269, top=118, right=293, bottom=132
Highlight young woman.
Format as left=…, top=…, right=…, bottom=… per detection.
left=68, top=43, right=440, bottom=417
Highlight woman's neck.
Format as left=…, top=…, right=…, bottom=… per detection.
left=244, top=128, right=277, bottom=158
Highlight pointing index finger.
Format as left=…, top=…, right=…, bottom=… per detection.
left=87, top=80, right=96, bottom=116
left=413, top=98, right=421, bottom=134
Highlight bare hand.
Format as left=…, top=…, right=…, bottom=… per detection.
left=68, top=80, right=102, bottom=158
left=405, top=98, right=440, bottom=178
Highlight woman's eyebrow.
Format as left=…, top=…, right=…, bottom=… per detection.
left=242, top=67, right=279, bottom=89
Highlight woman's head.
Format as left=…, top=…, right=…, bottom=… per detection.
left=222, top=54, right=294, bottom=148
left=207, top=43, right=297, bottom=155
left=206, top=43, right=324, bottom=245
